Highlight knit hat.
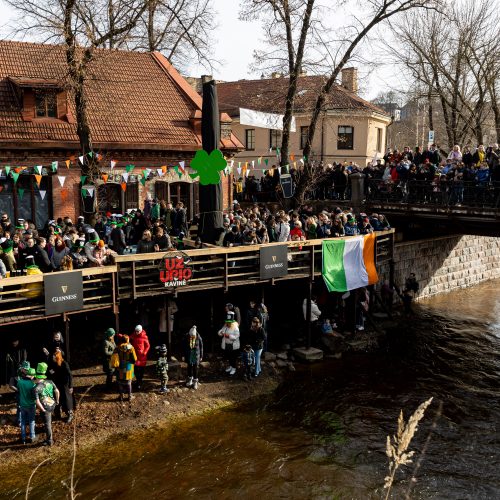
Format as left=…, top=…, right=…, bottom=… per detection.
left=105, top=328, right=115, bottom=338
left=188, top=326, right=197, bottom=337
left=35, top=362, right=48, bottom=379
left=135, top=325, right=142, bottom=332
left=98, top=240, right=105, bottom=248
left=156, top=344, right=167, bottom=354
left=24, top=255, right=37, bottom=269
left=225, top=311, right=235, bottom=323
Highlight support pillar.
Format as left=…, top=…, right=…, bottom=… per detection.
left=306, top=279, right=312, bottom=350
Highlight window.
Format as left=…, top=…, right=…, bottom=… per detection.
left=245, top=129, right=255, bottom=150
left=300, top=126, right=309, bottom=150
left=269, top=129, right=282, bottom=150
left=35, top=90, right=57, bottom=118
left=337, top=125, right=354, bottom=150
left=376, top=127, right=383, bottom=153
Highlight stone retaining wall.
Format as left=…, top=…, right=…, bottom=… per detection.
left=378, top=235, right=500, bottom=299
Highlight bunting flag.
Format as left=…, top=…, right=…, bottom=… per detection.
left=122, top=173, right=129, bottom=183
left=15, top=167, right=22, bottom=173
left=57, top=176, right=66, bottom=187
left=18, top=188, right=24, bottom=200
left=87, top=187, right=95, bottom=197
left=245, top=168, right=250, bottom=178
left=120, top=182, right=127, bottom=192
left=157, top=168, right=164, bottom=177
left=81, top=188, right=87, bottom=197
left=39, top=190, right=46, bottom=200
left=52, top=161, right=58, bottom=172
left=12, top=172, right=19, bottom=184
left=294, top=161, right=297, bottom=168
left=264, top=159, right=269, bottom=166
left=79, top=155, right=85, bottom=165
left=161, top=165, right=167, bottom=174
left=258, top=157, right=262, bottom=165
left=237, top=166, right=242, bottom=175
left=110, top=160, right=117, bottom=169
left=230, top=160, right=234, bottom=168
left=244, top=162, right=248, bottom=169
left=145, top=168, right=151, bottom=178
left=102, top=174, right=108, bottom=183
left=290, top=154, right=295, bottom=161
left=178, top=161, right=185, bottom=174
left=140, top=177, right=146, bottom=187
left=80, top=175, right=87, bottom=185
left=5, top=166, right=10, bottom=176
left=251, top=160, right=255, bottom=168
left=322, top=234, right=378, bottom=292
left=299, top=158, right=305, bottom=165
left=303, top=155, right=307, bottom=161
left=97, top=154, right=103, bottom=161
left=34, top=165, right=42, bottom=175
left=125, top=164, right=135, bottom=173
left=34, top=174, right=42, bottom=186
left=61, top=188, right=69, bottom=202
left=88, top=152, right=93, bottom=158
left=65, top=160, right=71, bottom=168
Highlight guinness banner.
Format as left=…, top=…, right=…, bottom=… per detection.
left=44, top=271, right=84, bottom=315
left=260, top=245, right=288, bottom=280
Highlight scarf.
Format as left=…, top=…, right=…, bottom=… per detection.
left=189, top=335, right=196, bottom=349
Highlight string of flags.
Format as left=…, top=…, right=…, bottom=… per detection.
left=0, top=148, right=308, bottom=200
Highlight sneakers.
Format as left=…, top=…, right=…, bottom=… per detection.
left=186, top=377, right=193, bottom=388
left=225, top=366, right=232, bottom=373
left=159, top=387, right=169, bottom=394
left=193, top=379, right=199, bottom=390
left=229, top=367, right=236, bottom=376
left=356, top=325, right=365, bottom=331
left=66, top=412, right=74, bottom=424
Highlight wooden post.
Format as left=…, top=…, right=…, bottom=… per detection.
left=210, top=294, right=215, bottom=354
left=165, top=295, right=172, bottom=354
left=306, top=279, right=312, bottom=350
left=63, top=313, right=70, bottom=363
left=132, top=261, right=137, bottom=300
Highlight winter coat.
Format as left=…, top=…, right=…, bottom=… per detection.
left=248, top=326, right=266, bottom=351
left=218, top=324, right=240, bottom=351
left=50, top=360, right=73, bottom=412
left=130, top=330, right=150, bottom=367
left=185, top=334, right=203, bottom=365
left=117, top=343, right=137, bottom=381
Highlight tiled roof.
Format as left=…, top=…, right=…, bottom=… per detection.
left=217, top=75, right=389, bottom=117
left=0, top=41, right=242, bottom=151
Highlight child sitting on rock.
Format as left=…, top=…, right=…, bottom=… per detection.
left=155, top=344, right=169, bottom=394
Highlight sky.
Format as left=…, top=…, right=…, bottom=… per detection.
left=0, top=0, right=391, bottom=100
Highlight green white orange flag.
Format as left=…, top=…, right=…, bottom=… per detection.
left=322, top=234, right=378, bottom=292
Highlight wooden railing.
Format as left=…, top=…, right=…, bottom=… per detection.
left=0, top=230, right=394, bottom=325
left=114, top=230, right=395, bottom=299
left=0, top=266, right=117, bottom=325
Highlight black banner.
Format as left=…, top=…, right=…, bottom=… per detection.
left=260, top=245, right=288, bottom=280
left=280, top=174, right=294, bottom=198
left=44, top=271, right=84, bottom=315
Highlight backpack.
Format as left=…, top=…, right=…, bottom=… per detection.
left=37, top=381, right=56, bottom=412
left=110, top=352, right=120, bottom=369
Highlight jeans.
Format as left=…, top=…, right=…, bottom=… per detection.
left=254, top=349, right=263, bottom=376
left=42, top=410, right=53, bottom=443
left=20, top=406, right=35, bottom=441
left=187, top=364, right=199, bottom=379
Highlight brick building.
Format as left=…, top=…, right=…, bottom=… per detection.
left=0, top=41, right=241, bottom=225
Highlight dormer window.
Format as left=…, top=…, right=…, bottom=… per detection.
left=35, top=90, right=57, bottom=118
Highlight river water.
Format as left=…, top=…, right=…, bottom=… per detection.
left=6, top=279, right=500, bottom=499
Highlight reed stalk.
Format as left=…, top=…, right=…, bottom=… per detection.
left=384, top=397, right=433, bottom=500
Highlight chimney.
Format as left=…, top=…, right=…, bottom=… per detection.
left=341, top=67, right=358, bottom=93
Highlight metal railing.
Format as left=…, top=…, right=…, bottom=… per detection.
left=365, top=179, right=500, bottom=209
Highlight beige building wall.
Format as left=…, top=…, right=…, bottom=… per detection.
left=230, top=111, right=390, bottom=175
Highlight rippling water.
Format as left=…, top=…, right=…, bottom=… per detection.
left=6, top=279, right=500, bottom=499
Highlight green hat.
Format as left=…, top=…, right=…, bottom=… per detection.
left=27, top=368, right=36, bottom=377
left=110, top=220, right=117, bottom=226
left=105, top=328, right=115, bottom=338
left=35, top=362, right=48, bottom=379
left=90, top=235, right=99, bottom=243
left=18, top=360, right=30, bottom=375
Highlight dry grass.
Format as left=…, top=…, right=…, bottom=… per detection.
left=384, top=397, right=433, bottom=500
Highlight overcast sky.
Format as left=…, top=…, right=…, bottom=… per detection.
left=0, top=0, right=394, bottom=99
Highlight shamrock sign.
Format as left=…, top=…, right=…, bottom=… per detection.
left=189, top=149, right=227, bottom=185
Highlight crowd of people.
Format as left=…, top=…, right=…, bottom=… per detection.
left=3, top=297, right=269, bottom=447
left=236, top=143, right=500, bottom=205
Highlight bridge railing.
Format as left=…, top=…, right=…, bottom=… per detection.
left=0, top=266, right=117, bottom=325
left=365, top=179, right=500, bottom=209
left=114, top=230, right=395, bottom=299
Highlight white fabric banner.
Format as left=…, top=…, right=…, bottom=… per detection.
left=240, top=108, right=296, bottom=132
left=57, top=176, right=66, bottom=187
left=39, top=190, right=46, bottom=200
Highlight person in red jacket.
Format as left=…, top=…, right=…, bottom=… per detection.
left=130, top=325, right=150, bottom=390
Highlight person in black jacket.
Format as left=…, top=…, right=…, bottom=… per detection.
left=109, top=221, right=127, bottom=255
left=34, top=237, right=53, bottom=272
left=49, top=350, right=74, bottom=423
left=136, top=229, right=156, bottom=254
left=247, top=317, right=266, bottom=377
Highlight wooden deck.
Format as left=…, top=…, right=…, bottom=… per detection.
left=0, top=231, right=394, bottom=326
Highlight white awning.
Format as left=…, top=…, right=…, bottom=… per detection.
left=239, top=108, right=296, bottom=132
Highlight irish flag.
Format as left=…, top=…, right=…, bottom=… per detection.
left=322, top=234, right=378, bottom=292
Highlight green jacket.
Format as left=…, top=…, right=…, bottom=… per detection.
left=18, top=378, right=36, bottom=408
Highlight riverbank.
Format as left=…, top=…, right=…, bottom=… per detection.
left=0, top=359, right=283, bottom=487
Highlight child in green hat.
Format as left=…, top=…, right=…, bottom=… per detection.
left=18, top=367, right=37, bottom=444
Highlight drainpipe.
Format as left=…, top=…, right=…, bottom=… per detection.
left=321, top=114, right=326, bottom=162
